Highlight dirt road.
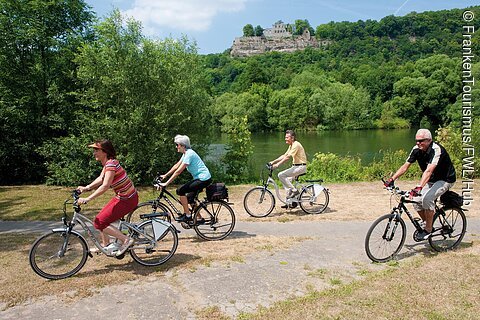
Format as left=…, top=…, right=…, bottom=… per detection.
left=1, top=181, right=478, bottom=319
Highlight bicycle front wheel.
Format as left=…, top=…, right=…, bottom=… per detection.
left=299, top=184, right=329, bottom=214
left=193, top=201, right=235, bottom=240
left=29, top=230, right=88, bottom=280
left=243, top=187, right=275, bottom=218
left=130, top=219, right=178, bottom=266
left=365, top=214, right=406, bottom=263
left=429, top=207, right=467, bottom=252
left=126, top=201, right=172, bottom=224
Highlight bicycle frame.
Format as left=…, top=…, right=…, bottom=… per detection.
left=57, top=194, right=163, bottom=257
left=151, top=180, right=221, bottom=222
left=259, top=165, right=322, bottom=205
left=390, top=198, right=423, bottom=232
left=386, top=187, right=448, bottom=234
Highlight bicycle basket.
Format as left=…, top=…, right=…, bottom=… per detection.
left=440, top=190, right=463, bottom=208
left=206, top=182, right=229, bottom=201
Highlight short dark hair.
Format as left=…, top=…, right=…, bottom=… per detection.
left=96, top=139, right=116, bottom=159
left=285, top=130, right=296, bottom=140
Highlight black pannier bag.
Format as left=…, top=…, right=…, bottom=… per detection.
left=440, top=190, right=463, bottom=208
left=206, top=182, right=229, bottom=201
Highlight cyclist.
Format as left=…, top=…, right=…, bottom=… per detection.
left=385, top=129, right=456, bottom=240
left=269, top=130, right=307, bottom=208
left=158, top=135, right=212, bottom=222
left=77, top=139, right=138, bottom=256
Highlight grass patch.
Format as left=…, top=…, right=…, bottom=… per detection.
left=307, top=268, right=327, bottom=279
left=0, top=185, right=157, bottom=221
left=196, top=306, right=230, bottom=320
left=235, top=244, right=480, bottom=319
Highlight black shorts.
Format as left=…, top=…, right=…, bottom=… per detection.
left=176, top=178, right=212, bottom=198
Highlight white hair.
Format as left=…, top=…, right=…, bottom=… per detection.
left=174, top=134, right=191, bottom=149
left=416, top=129, right=432, bottom=140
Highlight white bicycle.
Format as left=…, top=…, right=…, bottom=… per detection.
left=243, top=163, right=329, bottom=217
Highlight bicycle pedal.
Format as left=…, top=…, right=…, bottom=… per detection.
left=180, top=222, right=191, bottom=229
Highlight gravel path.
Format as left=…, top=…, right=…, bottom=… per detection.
left=1, top=218, right=479, bottom=319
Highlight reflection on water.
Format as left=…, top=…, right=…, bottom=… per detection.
left=208, top=129, right=417, bottom=172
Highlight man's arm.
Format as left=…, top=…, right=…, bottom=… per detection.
left=391, top=162, right=412, bottom=181
left=418, top=163, right=436, bottom=188
left=271, top=154, right=291, bottom=169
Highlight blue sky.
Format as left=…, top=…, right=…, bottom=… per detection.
left=85, top=0, right=478, bottom=54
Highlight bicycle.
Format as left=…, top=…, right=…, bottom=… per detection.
left=243, top=163, right=329, bottom=217
left=126, top=177, right=235, bottom=241
left=29, top=190, right=178, bottom=280
left=364, top=180, right=467, bottom=263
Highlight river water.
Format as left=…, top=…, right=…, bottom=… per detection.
left=208, top=129, right=417, bottom=173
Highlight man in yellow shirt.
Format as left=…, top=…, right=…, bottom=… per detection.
left=269, top=130, right=307, bottom=203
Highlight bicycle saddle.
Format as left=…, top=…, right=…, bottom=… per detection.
left=294, top=173, right=306, bottom=181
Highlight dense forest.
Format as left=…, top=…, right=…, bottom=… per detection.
left=0, top=1, right=478, bottom=185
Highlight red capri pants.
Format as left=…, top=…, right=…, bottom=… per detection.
left=93, top=193, right=139, bottom=231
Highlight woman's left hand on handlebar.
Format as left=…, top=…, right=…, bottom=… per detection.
left=77, top=197, right=89, bottom=204
left=76, top=186, right=88, bottom=194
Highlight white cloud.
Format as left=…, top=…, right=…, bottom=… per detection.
left=123, top=0, right=248, bottom=33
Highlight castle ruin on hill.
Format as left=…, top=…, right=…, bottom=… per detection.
left=230, top=20, right=331, bottom=57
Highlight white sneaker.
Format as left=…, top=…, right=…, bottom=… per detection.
left=104, top=242, right=121, bottom=255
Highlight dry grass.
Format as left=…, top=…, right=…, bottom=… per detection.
left=239, top=242, right=480, bottom=320
left=0, top=232, right=305, bottom=309
left=1, top=181, right=478, bottom=222
left=232, top=181, right=480, bottom=222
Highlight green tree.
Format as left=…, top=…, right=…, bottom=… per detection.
left=41, top=11, right=210, bottom=185
left=293, top=19, right=314, bottom=36
left=0, top=0, right=94, bottom=184
left=243, top=24, right=254, bottom=37
left=254, top=25, right=264, bottom=36
left=222, top=116, right=253, bottom=183
left=266, top=87, right=312, bottom=130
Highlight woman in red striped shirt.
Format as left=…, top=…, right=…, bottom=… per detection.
left=77, top=139, right=138, bottom=256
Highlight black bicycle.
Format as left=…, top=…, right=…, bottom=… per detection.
left=126, top=177, right=235, bottom=241
left=364, top=180, right=467, bottom=263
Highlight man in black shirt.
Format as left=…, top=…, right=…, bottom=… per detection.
left=385, top=129, right=456, bottom=240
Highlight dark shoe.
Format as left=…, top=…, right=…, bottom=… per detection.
left=195, top=218, right=206, bottom=225
left=281, top=203, right=297, bottom=209
left=177, top=214, right=192, bottom=222
left=416, top=229, right=432, bottom=240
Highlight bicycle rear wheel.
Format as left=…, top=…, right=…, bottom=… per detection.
left=193, top=200, right=235, bottom=240
left=130, top=219, right=178, bottom=266
left=429, top=207, right=467, bottom=252
left=299, top=184, right=329, bottom=214
left=243, top=187, right=275, bottom=217
left=365, top=213, right=406, bottom=263
left=29, top=230, right=88, bottom=280
left=126, top=201, right=172, bottom=224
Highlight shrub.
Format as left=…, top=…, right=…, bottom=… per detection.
left=308, top=153, right=364, bottom=182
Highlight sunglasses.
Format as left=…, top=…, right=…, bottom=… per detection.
left=415, top=138, right=429, bottom=143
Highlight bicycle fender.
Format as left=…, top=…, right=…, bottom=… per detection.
left=152, top=218, right=172, bottom=241
left=313, top=184, right=324, bottom=197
